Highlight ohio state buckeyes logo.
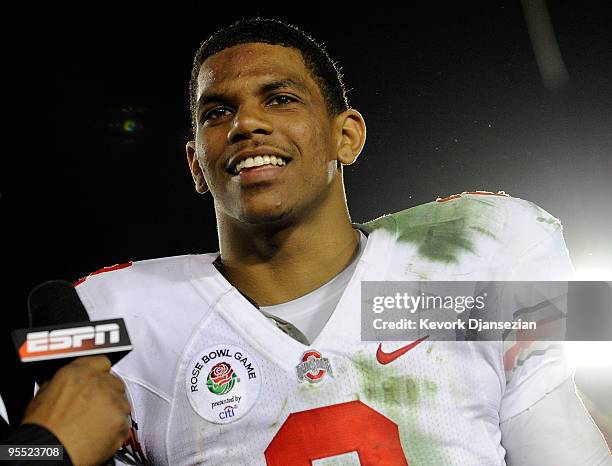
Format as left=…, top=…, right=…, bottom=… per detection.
left=296, top=350, right=333, bottom=383
left=207, top=362, right=238, bottom=395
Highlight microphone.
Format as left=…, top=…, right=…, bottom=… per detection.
left=12, top=280, right=132, bottom=385
left=11, top=281, right=137, bottom=465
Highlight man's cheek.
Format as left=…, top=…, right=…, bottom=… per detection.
left=198, top=149, right=218, bottom=174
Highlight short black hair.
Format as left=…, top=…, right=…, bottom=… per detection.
left=189, top=17, right=349, bottom=136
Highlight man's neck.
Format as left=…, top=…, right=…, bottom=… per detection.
left=215, top=184, right=359, bottom=306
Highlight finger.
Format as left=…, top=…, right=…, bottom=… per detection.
left=118, top=420, right=131, bottom=448
left=114, top=413, right=132, bottom=441
left=101, top=380, right=131, bottom=412
left=118, top=397, right=132, bottom=415
left=101, top=374, right=126, bottom=394
left=109, top=420, right=130, bottom=453
left=36, top=381, right=50, bottom=394
left=72, top=355, right=112, bottom=372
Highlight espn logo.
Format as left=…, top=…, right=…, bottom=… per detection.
left=27, top=323, right=120, bottom=352
left=13, top=319, right=132, bottom=362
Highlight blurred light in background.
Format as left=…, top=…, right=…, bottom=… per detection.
left=567, top=342, right=612, bottom=368
left=122, top=118, right=141, bottom=133
left=522, top=0, right=569, bottom=91
left=574, top=267, right=612, bottom=281
left=107, top=106, right=149, bottom=144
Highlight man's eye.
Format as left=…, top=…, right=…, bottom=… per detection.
left=203, top=107, right=231, bottom=122
left=268, top=95, right=296, bottom=105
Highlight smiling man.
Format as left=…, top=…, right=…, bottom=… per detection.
left=185, top=39, right=365, bottom=307
left=75, top=18, right=611, bottom=465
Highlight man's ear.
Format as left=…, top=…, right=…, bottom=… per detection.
left=335, top=109, right=367, bottom=166
left=186, top=141, right=209, bottom=194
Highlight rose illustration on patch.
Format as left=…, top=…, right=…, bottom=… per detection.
left=206, top=362, right=238, bottom=395
left=186, top=345, right=261, bottom=424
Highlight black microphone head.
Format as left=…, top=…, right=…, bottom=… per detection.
left=24, top=280, right=92, bottom=385
left=19, top=280, right=131, bottom=387
left=28, top=280, right=90, bottom=327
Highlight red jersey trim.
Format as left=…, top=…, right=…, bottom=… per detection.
left=74, top=262, right=133, bottom=287
left=436, top=190, right=509, bottom=203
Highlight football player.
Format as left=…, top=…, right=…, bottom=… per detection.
left=75, top=18, right=611, bottom=465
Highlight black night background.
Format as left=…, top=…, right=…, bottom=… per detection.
left=3, top=3, right=611, bottom=431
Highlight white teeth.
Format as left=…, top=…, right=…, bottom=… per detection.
left=233, top=155, right=288, bottom=174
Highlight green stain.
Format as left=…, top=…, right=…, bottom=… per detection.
left=297, top=380, right=325, bottom=400
left=267, top=396, right=288, bottom=430
left=405, top=264, right=430, bottom=279
left=524, top=199, right=560, bottom=229
left=400, top=218, right=474, bottom=263
left=537, top=216, right=558, bottom=225
left=352, top=356, right=439, bottom=405
left=358, top=214, right=396, bottom=235
left=448, top=382, right=465, bottom=404
left=364, top=374, right=420, bottom=407
left=358, top=196, right=502, bottom=264
left=469, top=225, right=497, bottom=239
left=351, top=353, right=448, bottom=465
left=423, top=379, right=438, bottom=396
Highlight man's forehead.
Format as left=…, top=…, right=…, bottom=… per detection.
left=196, top=43, right=311, bottom=96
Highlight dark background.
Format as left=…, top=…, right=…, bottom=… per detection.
left=3, top=3, right=611, bottom=424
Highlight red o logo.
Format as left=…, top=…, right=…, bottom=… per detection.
left=302, top=350, right=325, bottom=381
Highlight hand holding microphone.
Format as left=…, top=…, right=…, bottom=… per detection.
left=10, top=280, right=138, bottom=465
left=21, top=356, right=131, bottom=466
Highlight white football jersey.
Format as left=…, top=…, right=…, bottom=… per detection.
left=75, top=193, right=597, bottom=465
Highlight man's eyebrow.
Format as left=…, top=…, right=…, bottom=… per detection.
left=260, top=79, right=308, bottom=94
left=196, top=79, right=309, bottom=114
left=196, top=92, right=229, bottom=114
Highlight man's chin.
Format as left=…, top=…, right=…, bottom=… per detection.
left=239, top=211, right=291, bottom=225
left=238, top=207, right=295, bottom=226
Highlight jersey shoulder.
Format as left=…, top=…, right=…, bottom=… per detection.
left=74, top=253, right=221, bottom=401
left=75, top=254, right=190, bottom=302
left=359, top=191, right=563, bottom=264
left=74, top=253, right=219, bottom=321
left=75, top=254, right=199, bottom=287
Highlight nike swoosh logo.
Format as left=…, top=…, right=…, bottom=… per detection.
left=376, top=335, right=430, bottom=365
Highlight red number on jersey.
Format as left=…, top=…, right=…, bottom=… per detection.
left=265, top=400, right=408, bottom=465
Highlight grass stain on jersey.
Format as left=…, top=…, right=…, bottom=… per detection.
left=405, top=263, right=430, bottom=279
left=351, top=354, right=449, bottom=465
left=469, top=225, right=497, bottom=239
left=365, top=375, right=419, bottom=407
left=523, top=199, right=562, bottom=232
left=351, top=356, right=439, bottom=404
left=448, top=382, right=465, bottom=404
left=423, top=379, right=438, bottom=396
left=537, top=216, right=558, bottom=225
left=359, top=196, right=502, bottom=264
left=267, top=395, right=288, bottom=430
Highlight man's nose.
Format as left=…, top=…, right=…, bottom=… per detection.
left=227, top=104, right=273, bottom=144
